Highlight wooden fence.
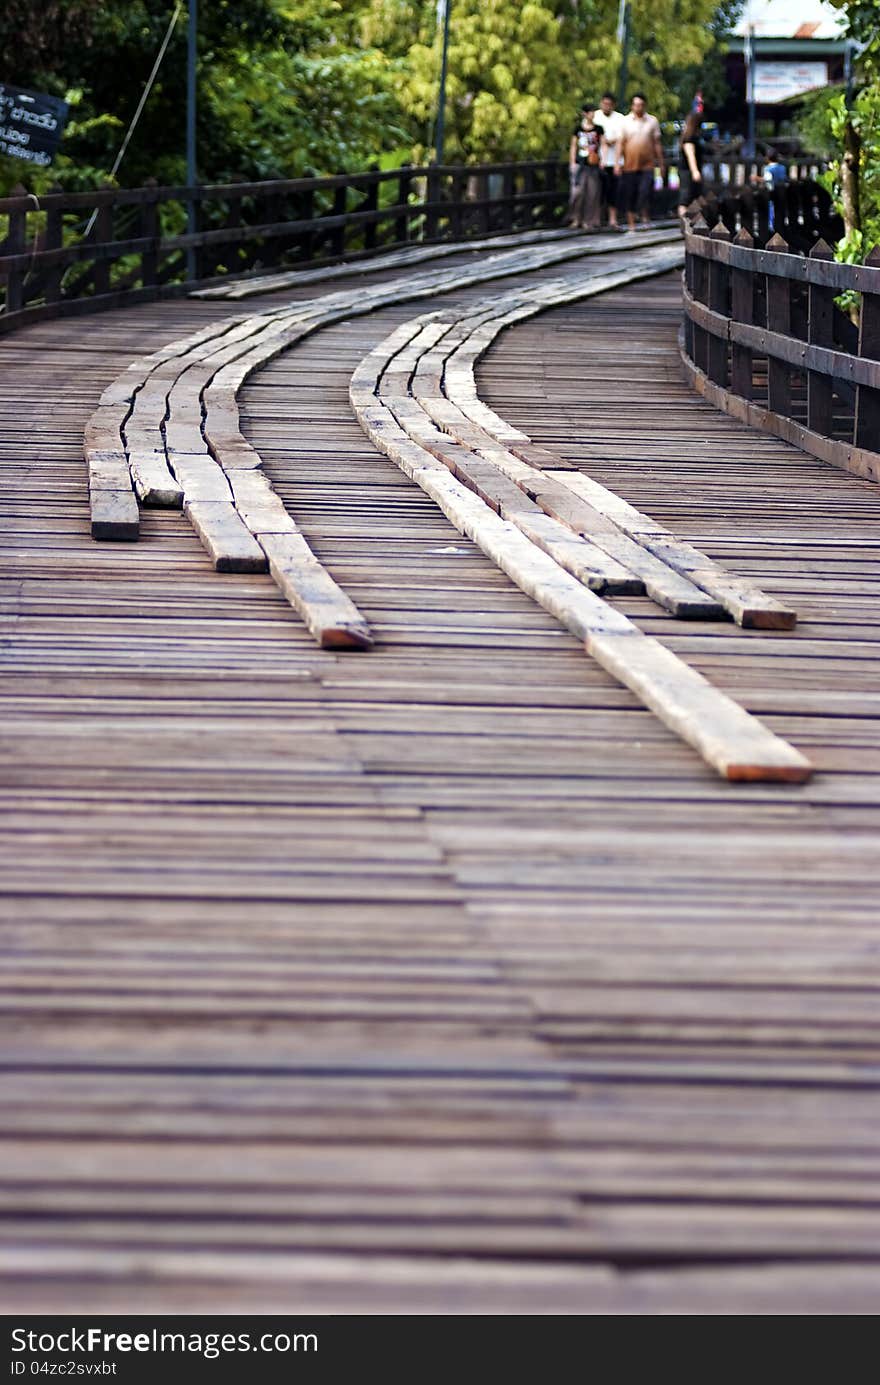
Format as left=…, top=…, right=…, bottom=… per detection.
left=681, top=190, right=880, bottom=481
left=0, top=154, right=803, bottom=335
left=0, top=160, right=573, bottom=334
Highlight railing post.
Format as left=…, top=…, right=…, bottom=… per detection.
left=691, top=214, right=711, bottom=374
left=262, top=187, right=282, bottom=266
left=765, top=232, right=791, bottom=416
left=501, top=166, right=514, bottom=234
left=425, top=166, right=441, bottom=241
left=522, top=163, right=536, bottom=232
left=299, top=187, right=315, bottom=264
left=44, top=187, right=64, bottom=305
left=363, top=166, right=379, bottom=251
left=449, top=171, right=464, bottom=240
left=140, top=179, right=159, bottom=290
left=707, top=222, right=730, bottom=386
left=730, top=228, right=755, bottom=399
left=332, top=176, right=347, bottom=257
left=855, top=246, right=880, bottom=452
left=92, top=192, right=114, bottom=298
left=5, top=185, right=29, bottom=315
left=807, top=238, right=834, bottom=437
left=396, top=164, right=412, bottom=245
left=477, top=169, right=490, bottom=235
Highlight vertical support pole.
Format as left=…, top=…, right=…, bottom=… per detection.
left=691, top=215, right=711, bottom=375
left=807, top=238, right=834, bottom=437
left=220, top=181, right=242, bottom=276
left=139, top=179, right=159, bottom=290
left=363, top=167, right=379, bottom=251
left=855, top=247, right=880, bottom=451
left=299, top=187, right=314, bottom=264
left=186, top=0, right=198, bottom=281
left=765, top=231, right=791, bottom=417
left=435, top=0, right=452, bottom=165
left=449, top=171, right=464, bottom=240
left=707, top=222, right=730, bottom=386
left=5, top=185, right=28, bottom=315
left=425, top=166, right=441, bottom=241
left=745, top=24, right=756, bottom=159
left=93, top=195, right=113, bottom=298
left=522, top=163, right=536, bottom=232
left=44, top=188, right=64, bottom=305
left=332, top=177, right=347, bottom=258
left=501, top=165, right=514, bottom=234
left=261, top=187, right=281, bottom=267
left=730, top=228, right=755, bottom=400
left=478, top=169, right=490, bottom=236
left=616, top=0, right=631, bottom=111
left=683, top=227, right=695, bottom=361
left=396, top=164, right=412, bottom=245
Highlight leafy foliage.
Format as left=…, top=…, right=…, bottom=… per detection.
left=1, top=0, right=409, bottom=193
left=363, top=0, right=733, bottom=163
left=1, top=0, right=743, bottom=193
left=797, top=0, right=880, bottom=260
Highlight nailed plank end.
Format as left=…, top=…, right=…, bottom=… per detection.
left=724, top=759, right=813, bottom=784
left=320, top=623, right=375, bottom=651
left=90, top=490, right=139, bottom=542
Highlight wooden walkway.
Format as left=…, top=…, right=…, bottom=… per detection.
left=2, top=239, right=880, bottom=1314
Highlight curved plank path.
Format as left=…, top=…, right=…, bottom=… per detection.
left=2, top=234, right=880, bottom=1313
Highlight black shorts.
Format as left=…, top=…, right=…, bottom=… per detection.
left=620, top=168, right=653, bottom=215
left=678, top=170, right=701, bottom=206
left=600, top=166, right=617, bottom=205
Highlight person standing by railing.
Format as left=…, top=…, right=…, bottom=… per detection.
left=616, top=94, right=665, bottom=231
left=677, top=108, right=704, bottom=217
left=567, top=102, right=603, bottom=231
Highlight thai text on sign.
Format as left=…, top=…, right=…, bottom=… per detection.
left=0, top=85, right=70, bottom=167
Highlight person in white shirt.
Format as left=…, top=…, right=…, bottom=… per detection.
left=594, top=92, right=625, bottom=230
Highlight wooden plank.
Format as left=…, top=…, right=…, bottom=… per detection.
left=354, top=380, right=811, bottom=780
left=88, top=489, right=139, bottom=542
left=555, top=472, right=797, bottom=629
left=184, top=501, right=269, bottom=573
left=588, top=632, right=811, bottom=783
left=260, top=532, right=373, bottom=649
left=128, top=451, right=184, bottom=508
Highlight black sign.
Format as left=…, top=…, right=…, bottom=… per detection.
left=0, top=83, right=70, bottom=167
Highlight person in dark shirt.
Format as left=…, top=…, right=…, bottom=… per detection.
left=567, top=102, right=602, bottom=230
left=677, top=109, right=704, bottom=216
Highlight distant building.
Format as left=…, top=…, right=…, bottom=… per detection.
left=722, top=0, right=846, bottom=149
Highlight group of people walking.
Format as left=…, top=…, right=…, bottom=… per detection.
left=568, top=92, right=665, bottom=232
left=568, top=93, right=704, bottom=231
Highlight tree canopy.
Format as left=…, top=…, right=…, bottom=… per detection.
left=1, top=0, right=738, bottom=194
left=798, top=0, right=880, bottom=260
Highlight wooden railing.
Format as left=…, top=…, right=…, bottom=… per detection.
left=681, top=192, right=880, bottom=481
left=0, top=154, right=793, bottom=335
left=0, top=160, right=574, bottom=334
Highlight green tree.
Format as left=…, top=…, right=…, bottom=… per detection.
left=1, top=0, right=411, bottom=192
left=363, top=0, right=736, bottom=163
left=797, top=0, right=880, bottom=262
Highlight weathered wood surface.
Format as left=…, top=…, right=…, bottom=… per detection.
left=353, top=273, right=809, bottom=781
left=2, top=254, right=880, bottom=1313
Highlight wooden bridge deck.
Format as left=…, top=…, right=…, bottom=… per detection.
left=2, top=244, right=880, bottom=1313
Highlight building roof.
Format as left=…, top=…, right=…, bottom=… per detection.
left=733, top=0, right=846, bottom=39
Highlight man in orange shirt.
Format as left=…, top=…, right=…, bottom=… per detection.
left=615, top=93, right=665, bottom=231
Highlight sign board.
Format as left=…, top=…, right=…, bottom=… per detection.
left=0, top=84, right=70, bottom=167
left=753, top=61, right=828, bottom=104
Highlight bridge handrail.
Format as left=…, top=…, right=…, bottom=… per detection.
left=681, top=208, right=880, bottom=482
left=0, top=159, right=573, bottom=334
left=0, top=155, right=801, bottom=335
